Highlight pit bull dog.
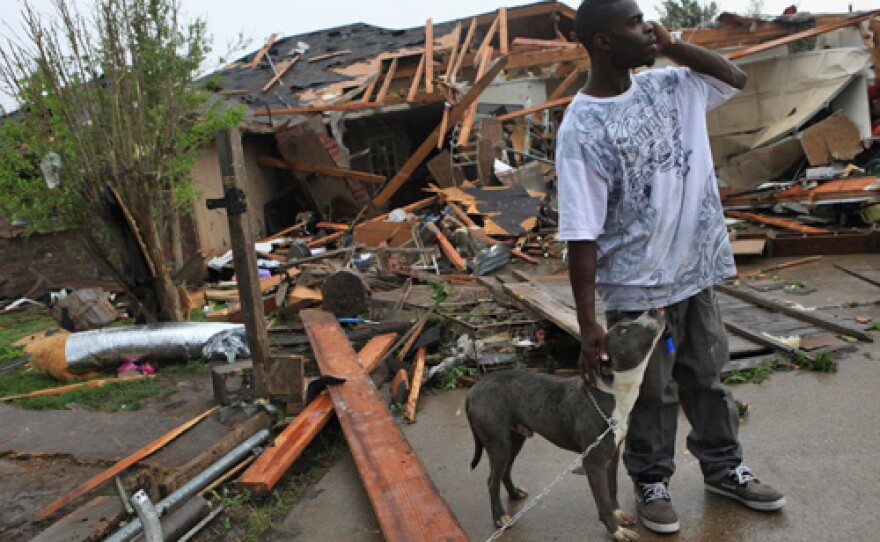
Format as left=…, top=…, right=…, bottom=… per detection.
left=466, top=310, right=665, bottom=541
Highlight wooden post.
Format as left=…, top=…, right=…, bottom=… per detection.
left=215, top=128, right=272, bottom=398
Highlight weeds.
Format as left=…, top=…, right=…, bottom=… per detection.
left=436, top=365, right=475, bottom=390
left=722, top=361, right=774, bottom=385
left=0, top=307, right=57, bottom=364
left=795, top=351, right=838, bottom=373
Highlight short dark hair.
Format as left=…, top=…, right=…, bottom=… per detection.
left=575, top=0, right=622, bottom=53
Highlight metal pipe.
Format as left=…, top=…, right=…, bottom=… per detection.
left=65, top=322, right=246, bottom=373
left=130, top=490, right=162, bottom=542
left=105, top=428, right=271, bottom=542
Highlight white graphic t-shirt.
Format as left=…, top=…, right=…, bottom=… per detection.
left=556, top=67, right=737, bottom=311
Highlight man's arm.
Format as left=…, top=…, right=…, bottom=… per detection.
left=652, top=23, right=747, bottom=90
left=568, top=240, right=607, bottom=386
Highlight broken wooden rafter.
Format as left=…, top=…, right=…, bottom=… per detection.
left=547, top=66, right=582, bottom=101
left=236, top=334, right=397, bottom=494
left=476, top=12, right=500, bottom=59
left=307, top=49, right=351, bottom=63
left=495, top=95, right=574, bottom=122
left=253, top=101, right=383, bottom=116
left=724, top=210, right=830, bottom=234
left=456, top=45, right=492, bottom=147
left=407, top=54, right=426, bottom=102
left=443, top=22, right=463, bottom=82
left=262, top=55, right=300, bottom=92
left=306, top=230, right=346, bottom=249
left=512, top=37, right=581, bottom=49
left=448, top=17, right=478, bottom=83
left=376, top=58, right=399, bottom=104
left=405, top=347, right=427, bottom=423
left=366, top=195, right=440, bottom=223
left=424, top=221, right=467, bottom=271
left=425, top=18, right=434, bottom=94
left=372, top=55, right=509, bottom=207
left=36, top=407, right=218, bottom=520
left=301, top=309, right=467, bottom=542
left=257, top=156, right=386, bottom=184
left=248, top=33, right=278, bottom=68
left=499, top=7, right=509, bottom=54
left=725, top=9, right=880, bottom=61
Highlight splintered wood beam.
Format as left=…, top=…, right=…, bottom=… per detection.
left=437, top=105, right=449, bottom=149
left=407, top=54, right=426, bottom=101
left=476, top=13, right=500, bottom=59
left=512, top=37, right=581, bottom=49
left=36, top=407, right=218, bottom=520
left=499, top=7, right=509, bottom=54
left=262, top=55, right=299, bottom=92
left=425, top=18, right=434, bottom=94
left=236, top=334, right=397, bottom=494
left=725, top=10, right=880, bottom=61
left=724, top=210, right=830, bottom=234
left=507, top=46, right=587, bottom=70
left=361, top=72, right=380, bottom=103
left=375, top=58, right=398, bottom=104
left=405, top=347, right=427, bottom=423
left=456, top=46, right=492, bottom=147
left=248, top=33, right=278, bottom=68
left=495, top=96, right=574, bottom=122
left=301, top=309, right=467, bottom=542
left=254, top=101, right=383, bottom=116
left=449, top=17, right=478, bottom=82
left=372, top=55, right=509, bottom=208
left=257, top=156, right=386, bottom=184
left=443, top=22, right=463, bottom=81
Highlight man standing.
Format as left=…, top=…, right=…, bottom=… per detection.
left=556, top=0, right=785, bottom=534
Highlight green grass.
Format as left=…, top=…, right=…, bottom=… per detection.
left=722, top=361, right=774, bottom=385
left=0, top=307, right=58, bottom=364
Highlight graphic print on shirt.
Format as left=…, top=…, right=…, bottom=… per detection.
left=574, top=72, right=691, bottom=284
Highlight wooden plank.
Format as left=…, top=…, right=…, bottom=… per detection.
left=301, top=309, right=468, bottom=542
left=737, top=256, right=823, bottom=279
left=262, top=55, right=299, bottom=92
left=502, top=281, right=580, bottom=338
left=834, top=263, right=880, bottom=288
left=407, top=53, right=426, bottom=101
left=376, top=58, right=399, bottom=104
left=425, top=222, right=467, bottom=271
left=456, top=45, right=492, bottom=147
left=32, top=496, right=125, bottom=542
left=237, top=334, right=397, bottom=494
left=726, top=10, right=880, bottom=61
left=716, top=284, right=873, bottom=342
left=248, top=33, right=278, bottom=68
left=499, top=7, right=509, bottom=54
left=547, top=66, right=581, bottom=101
left=476, top=13, right=500, bottom=59
left=724, top=210, right=830, bottom=234
left=723, top=319, right=816, bottom=363
left=307, top=49, right=351, bottom=63
left=0, top=375, right=152, bottom=402
left=405, top=347, right=427, bottom=423
left=425, top=19, right=434, bottom=94
left=495, top=96, right=574, bottom=122
left=36, top=407, right=218, bottom=520
left=258, top=155, right=386, bottom=184
left=373, top=55, right=509, bottom=207
left=512, top=37, right=581, bottom=49
left=443, top=22, right=463, bottom=81
left=254, top=101, right=383, bottom=116
left=449, top=18, right=477, bottom=83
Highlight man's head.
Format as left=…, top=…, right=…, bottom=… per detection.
left=575, top=0, right=657, bottom=69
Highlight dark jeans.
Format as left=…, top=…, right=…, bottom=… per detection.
left=606, top=287, right=743, bottom=482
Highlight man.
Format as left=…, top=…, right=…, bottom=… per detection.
left=556, top=0, right=785, bottom=534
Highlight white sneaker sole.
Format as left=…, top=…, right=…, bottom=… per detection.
left=639, top=515, right=680, bottom=534
left=705, top=484, right=787, bottom=511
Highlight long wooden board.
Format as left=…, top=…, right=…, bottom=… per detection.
left=301, top=309, right=467, bottom=542
left=502, top=281, right=580, bottom=337
left=237, top=333, right=397, bottom=493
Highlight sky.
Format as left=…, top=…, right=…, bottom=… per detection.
left=0, top=0, right=874, bottom=109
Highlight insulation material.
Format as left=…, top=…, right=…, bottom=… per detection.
left=708, top=47, right=871, bottom=152
left=716, top=137, right=804, bottom=190
left=800, top=111, right=865, bottom=165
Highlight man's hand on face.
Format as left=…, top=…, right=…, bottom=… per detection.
left=579, top=321, right=608, bottom=387
left=651, top=22, right=674, bottom=56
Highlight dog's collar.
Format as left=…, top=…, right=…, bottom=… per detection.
left=582, top=385, right=619, bottom=431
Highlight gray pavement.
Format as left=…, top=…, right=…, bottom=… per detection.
left=280, top=255, right=880, bottom=541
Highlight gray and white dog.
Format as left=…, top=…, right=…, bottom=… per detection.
left=466, top=310, right=665, bottom=541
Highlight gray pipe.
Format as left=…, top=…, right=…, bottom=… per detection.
left=105, top=428, right=271, bottom=542
left=65, top=322, right=247, bottom=373
left=129, top=490, right=162, bottom=542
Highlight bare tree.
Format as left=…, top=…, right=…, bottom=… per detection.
left=0, top=0, right=243, bottom=321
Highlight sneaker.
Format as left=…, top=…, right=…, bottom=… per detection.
left=705, top=465, right=786, bottom=511
left=635, top=480, right=680, bottom=534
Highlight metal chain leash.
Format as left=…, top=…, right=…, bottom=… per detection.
left=484, top=390, right=618, bottom=542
